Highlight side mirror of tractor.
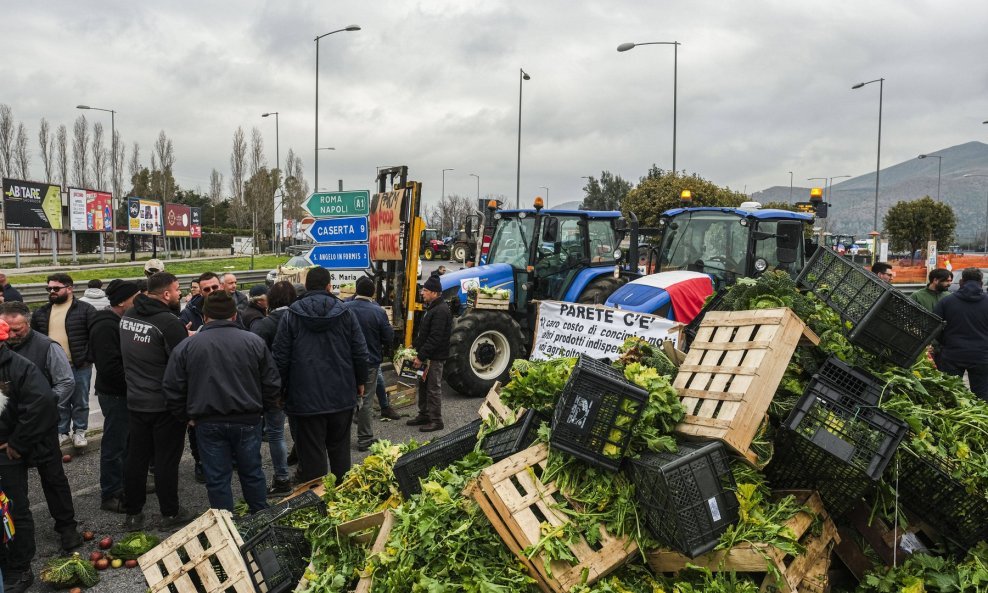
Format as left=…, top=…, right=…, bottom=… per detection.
left=776, top=221, right=802, bottom=264
left=542, top=216, right=559, bottom=243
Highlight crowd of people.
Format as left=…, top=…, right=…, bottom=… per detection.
left=0, top=259, right=453, bottom=593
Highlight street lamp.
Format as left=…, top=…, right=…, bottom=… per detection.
left=315, top=24, right=360, bottom=192
left=516, top=68, right=531, bottom=208
left=262, top=112, right=280, bottom=252
left=788, top=171, right=793, bottom=205
left=963, top=174, right=988, bottom=253
left=852, top=78, right=885, bottom=235
left=539, top=186, right=549, bottom=207
left=617, top=40, right=681, bottom=176
left=469, top=173, right=480, bottom=204
left=918, top=154, right=944, bottom=202
left=441, top=168, right=454, bottom=203
left=828, top=175, right=851, bottom=201
left=77, top=104, right=116, bottom=262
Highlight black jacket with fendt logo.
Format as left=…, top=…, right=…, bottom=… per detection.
left=413, top=297, right=452, bottom=361
left=119, top=294, right=189, bottom=413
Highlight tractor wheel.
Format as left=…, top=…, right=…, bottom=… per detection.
left=423, top=247, right=435, bottom=261
left=451, top=243, right=468, bottom=262
left=445, top=310, right=526, bottom=397
left=577, top=275, right=628, bottom=305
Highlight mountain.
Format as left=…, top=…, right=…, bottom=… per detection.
left=750, top=141, right=988, bottom=242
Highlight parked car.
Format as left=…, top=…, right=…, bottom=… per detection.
left=267, top=255, right=423, bottom=285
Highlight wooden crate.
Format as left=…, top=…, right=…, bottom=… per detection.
left=477, top=381, right=524, bottom=423
left=337, top=287, right=355, bottom=300
left=801, top=551, right=832, bottom=593
left=474, top=295, right=509, bottom=310
left=281, top=477, right=326, bottom=503
left=672, top=308, right=819, bottom=464
left=276, top=266, right=314, bottom=286
left=467, top=443, right=638, bottom=593
left=833, top=502, right=938, bottom=581
left=294, top=511, right=391, bottom=592
left=375, top=382, right=417, bottom=411
left=646, top=491, right=839, bottom=593
left=352, top=510, right=395, bottom=593
left=140, top=509, right=253, bottom=593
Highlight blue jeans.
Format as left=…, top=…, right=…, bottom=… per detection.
left=263, top=409, right=289, bottom=482
left=59, top=366, right=92, bottom=434
left=97, top=393, right=128, bottom=499
left=195, top=422, right=268, bottom=513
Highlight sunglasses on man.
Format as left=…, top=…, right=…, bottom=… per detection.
left=45, top=285, right=69, bottom=292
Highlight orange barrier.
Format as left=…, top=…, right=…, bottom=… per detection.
left=889, top=254, right=988, bottom=284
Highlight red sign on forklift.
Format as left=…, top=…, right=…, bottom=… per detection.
left=369, top=189, right=404, bottom=260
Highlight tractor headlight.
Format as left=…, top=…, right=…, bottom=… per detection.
left=754, top=258, right=768, bottom=273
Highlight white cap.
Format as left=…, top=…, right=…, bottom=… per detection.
left=144, top=258, right=165, bottom=276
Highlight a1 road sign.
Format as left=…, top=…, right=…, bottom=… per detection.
left=305, top=244, right=371, bottom=269
left=303, top=190, right=370, bottom=217
left=305, top=216, right=368, bottom=243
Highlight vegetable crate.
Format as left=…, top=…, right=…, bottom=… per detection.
left=796, top=246, right=944, bottom=367
left=235, top=489, right=326, bottom=541
left=478, top=381, right=520, bottom=424
left=336, top=287, right=355, bottom=300
left=646, top=491, right=839, bottom=593
left=801, top=551, right=832, bottom=593
left=393, top=359, right=422, bottom=381
left=139, top=508, right=254, bottom=593
left=672, top=307, right=819, bottom=464
left=895, top=448, right=988, bottom=551
left=480, top=409, right=545, bottom=463
left=467, top=443, right=639, bottom=593
left=469, top=294, right=510, bottom=310
left=814, top=357, right=884, bottom=406
left=550, top=354, right=649, bottom=472
left=293, top=511, right=393, bottom=593
left=624, top=440, right=740, bottom=558
left=350, top=510, right=395, bottom=593
left=241, top=526, right=311, bottom=593
left=392, top=419, right=482, bottom=497
left=375, top=381, right=417, bottom=411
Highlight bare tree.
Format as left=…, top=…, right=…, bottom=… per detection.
left=112, top=129, right=125, bottom=199
left=56, top=125, right=68, bottom=188
left=426, top=194, right=474, bottom=236
left=128, top=142, right=141, bottom=181
left=91, top=121, right=108, bottom=190
left=0, top=104, right=13, bottom=178
left=153, top=130, right=175, bottom=201
left=72, top=114, right=90, bottom=187
left=38, top=118, right=54, bottom=182
left=14, top=123, right=29, bottom=179
left=249, top=127, right=265, bottom=177
left=209, top=168, right=224, bottom=204
left=229, top=127, right=249, bottom=227
left=283, top=148, right=309, bottom=220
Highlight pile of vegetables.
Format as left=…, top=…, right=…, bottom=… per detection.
left=855, top=543, right=988, bottom=593
left=40, top=553, right=100, bottom=588
left=391, top=346, right=417, bottom=368
left=500, top=357, right=576, bottom=413
left=108, top=531, right=159, bottom=560
left=470, top=286, right=511, bottom=300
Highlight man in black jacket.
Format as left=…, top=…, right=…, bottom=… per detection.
left=89, top=280, right=140, bottom=513
left=0, top=319, right=59, bottom=593
left=0, top=273, right=22, bottom=303
left=180, top=272, right=222, bottom=332
left=119, top=272, right=193, bottom=530
left=273, top=267, right=369, bottom=482
left=407, top=275, right=452, bottom=432
left=934, top=267, right=988, bottom=401
left=164, top=291, right=280, bottom=512
left=31, top=273, right=95, bottom=449
left=346, top=277, right=397, bottom=451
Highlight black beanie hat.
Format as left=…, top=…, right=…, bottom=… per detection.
left=203, top=291, right=238, bottom=320
left=105, top=279, right=140, bottom=306
left=423, top=275, right=442, bottom=293
left=356, top=277, right=375, bottom=297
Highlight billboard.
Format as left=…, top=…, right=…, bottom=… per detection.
left=128, top=198, right=162, bottom=235
left=164, top=203, right=191, bottom=237
left=190, top=208, right=202, bottom=238
left=2, top=178, right=63, bottom=229
left=68, top=187, right=113, bottom=232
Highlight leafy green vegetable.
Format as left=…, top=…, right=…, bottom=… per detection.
left=500, top=357, right=576, bottom=413
left=40, top=553, right=100, bottom=588
left=856, top=542, right=988, bottom=593
left=622, top=362, right=685, bottom=455
left=109, top=531, right=160, bottom=560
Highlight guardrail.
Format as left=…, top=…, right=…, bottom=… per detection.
left=16, top=270, right=269, bottom=306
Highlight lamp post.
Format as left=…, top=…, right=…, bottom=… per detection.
left=316, top=147, right=336, bottom=190
left=963, top=174, right=988, bottom=253
left=788, top=171, right=793, bottom=205
left=315, top=24, right=360, bottom=192
left=441, top=168, right=454, bottom=204
left=516, top=68, right=531, bottom=208
left=918, top=154, right=943, bottom=202
left=828, top=175, right=851, bottom=202
left=76, top=104, right=116, bottom=263
left=469, top=173, right=480, bottom=205
left=617, top=40, right=681, bottom=176
left=539, top=186, right=549, bottom=207
left=852, top=78, right=885, bottom=235
left=262, top=112, right=280, bottom=252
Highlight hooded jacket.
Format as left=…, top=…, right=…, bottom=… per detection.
left=240, top=301, right=267, bottom=330
left=933, top=280, right=988, bottom=367
left=79, top=288, right=111, bottom=310
left=119, top=294, right=189, bottom=412
left=89, top=308, right=128, bottom=397
left=0, top=345, right=58, bottom=465
left=272, top=291, right=369, bottom=416
left=31, top=296, right=96, bottom=368
left=344, top=297, right=394, bottom=366
left=251, top=306, right=288, bottom=350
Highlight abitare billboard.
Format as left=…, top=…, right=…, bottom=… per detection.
left=164, top=203, right=191, bottom=237
left=128, top=198, right=162, bottom=235
left=2, top=177, right=63, bottom=229
left=68, top=187, right=113, bottom=232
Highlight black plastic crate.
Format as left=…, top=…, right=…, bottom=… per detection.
left=815, top=357, right=884, bottom=406
left=895, top=449, right=988, bottom=551
left=682, top=291, right=727, bottom=351
left=550, top=355, right=649, bottom=472
left=624, top=440, right=740, bottom=558
left=234, top=489, right=326, bottom=541
left=480, top=409, right=545, bottom=463
left=785, top=376, right=907, bottom=480
left=393, top=419, right=482, bottom=497
left=796, top=247, right=888, bottom=324
left=241, top=525, right=311, bottom=593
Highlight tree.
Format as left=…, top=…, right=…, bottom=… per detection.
left=14, top=123, right=29, bottom=179
left=883, top=196, right=956, bottom=263
left=38, top=118, right=54, bottom=183
left=228, top=127, right=249, bottom=227
left=580, top=171, right=632, bottom=210
left=283, top=148, right=309, bottom=221
left=56, top=125, right=68, bottom=188
left=244, top=167, right=280, bottom=242
left=128, top=142, right=141, bottom=181
left=72, top=114, right=90, bottom=187
left=209, top=168, right=224, bottom=227
left=91, top=121, right=108, bottom=190
left=153, top=130, right=175, bottom=201
left=0, top=104, right=13, bottom=178
left=112, top=129, right=125, bottom=200
left=426, top=194, right=474, bottom=236
left=622, top=170, right=747, bottom=228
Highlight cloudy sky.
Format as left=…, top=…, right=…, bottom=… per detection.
left=4, top=0, right=988, bottom=211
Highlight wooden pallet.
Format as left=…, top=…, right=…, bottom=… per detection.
left=672, top=308, right=819, bottom=464
left=801, top=551, right=832, bottom=593
left=833, top=502, right=938, bottom=581
left=375, top=382, right=417, bottom=411
left=646, top=490, right=839, bottom=593
left=140, top=509, right=253, bottom=593
left=467, top=443, right=638, bottom=593
left=477, top=381, right=525, bottom=424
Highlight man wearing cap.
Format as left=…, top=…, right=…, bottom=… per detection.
left=88, top=280, right=140, bottom=513
left=345, top=277, right=398, bottom=452
left=144, top=258, right=165, bottom=278
left=30, top=273, right=95, bottom=449
left=240, top=285, right=268, bottom=330
left=407, top=275, right=452, bottom=432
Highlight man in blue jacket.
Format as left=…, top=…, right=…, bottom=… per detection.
left=934, top=267, right=988, bottom=401
left=273, top=267, right=369, bottom=482
left=345, top=277, right=396, bottom=452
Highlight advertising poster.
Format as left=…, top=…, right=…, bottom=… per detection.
left=368, top=189, right=404, bottom=260
left=68, top=187, right=113, bottom=232
left=190, top=208, right=202, bottom=238
left=530, top=301, right=681, bottom=361
left=164, top=203, right=191, bottom=237
left=2, top=177, right=63, bottom=229
left=128, top=198, right=162, bottom=235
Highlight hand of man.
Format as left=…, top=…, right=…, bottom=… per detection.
left=0, top=443, right=21, bottom=460
left=357, top=385, right=365, bottom=397
left=412, top=356, right=423, bottom=369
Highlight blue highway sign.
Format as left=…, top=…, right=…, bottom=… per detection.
left=305, top=244, right=371, bottom=270
left=305, top=216, right=369, bottom=243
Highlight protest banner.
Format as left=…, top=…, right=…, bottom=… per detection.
left=368, top=189, right=403, bottom=260
left=530, top=300, right=681, bottom=361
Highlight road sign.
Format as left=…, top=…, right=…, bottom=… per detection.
left=303, top=190, right=370, bottom=217
left=305, top=244, right=371, bottom=269
left=305, top=216, right=368, bottom=243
